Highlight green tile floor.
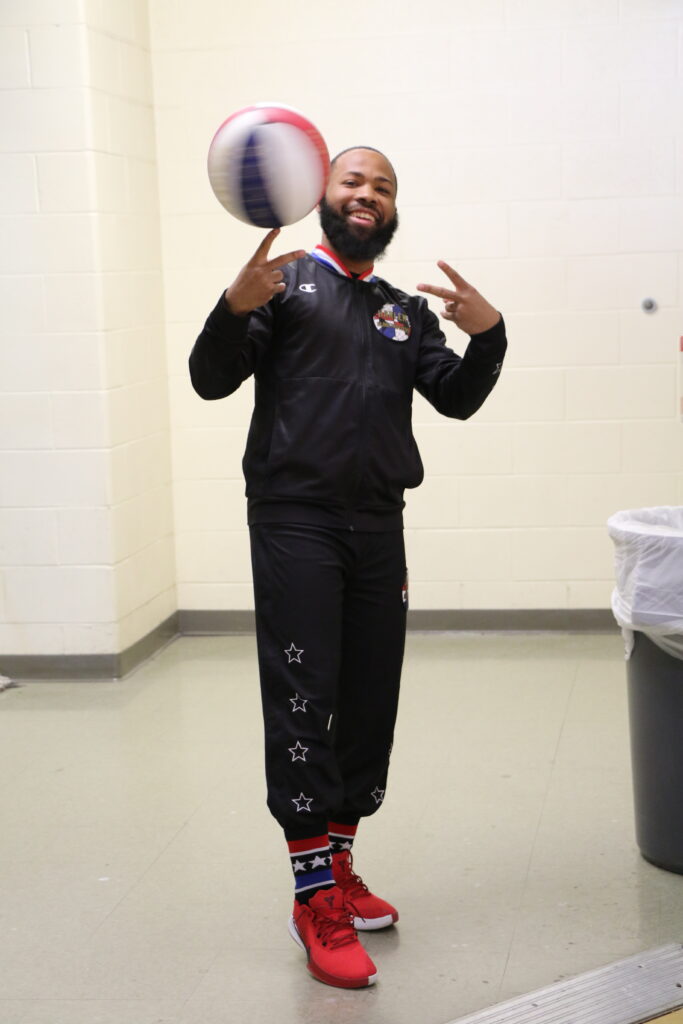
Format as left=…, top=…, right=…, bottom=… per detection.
left=1, top=632, right=683, bottom=1024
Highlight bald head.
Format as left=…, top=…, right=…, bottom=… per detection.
left=330, top=146, right=398, bottom=194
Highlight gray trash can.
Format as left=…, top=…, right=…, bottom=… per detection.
left=608, top=507, right=683, bottom=874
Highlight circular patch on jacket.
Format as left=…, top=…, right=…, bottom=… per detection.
left=373, top=304, right=411, bottom=342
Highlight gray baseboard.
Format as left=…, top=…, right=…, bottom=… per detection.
left=2, top=612, right=180, bottom=682
left=178, top=609, right=257, bottom=634
left=179, top=607, right=616, bottom=635
left=1, top=608, right=617, bottom=681
left=117, top=612, right=180, bottom=675
left=408, top=608, right=616, bottom=632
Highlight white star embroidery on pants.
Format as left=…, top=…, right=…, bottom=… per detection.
left=284, top=643, right=303, bottom=663
left=292, top=859, right=308, bottom=873
left=288, top=740, right=308, bottom=762
left=289, top=693, right=308, bottom=712
left=371, top=786, right=385, bottom=806
left=292, top=792, right=313, bottom=813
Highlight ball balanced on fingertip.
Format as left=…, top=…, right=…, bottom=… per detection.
left=207, top=103, right=330, bottom=228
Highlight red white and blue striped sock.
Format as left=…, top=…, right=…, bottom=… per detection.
left=329, top=821, right=358, bottom=855
left=288, top=834, right=334, bottom=905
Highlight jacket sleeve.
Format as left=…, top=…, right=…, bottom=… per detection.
left=414, top=297, right=507, bottom=419
left=189, top=292, right=274, bottom=400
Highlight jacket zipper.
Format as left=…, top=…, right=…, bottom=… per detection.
left=349, top=278, right=371, bottom=518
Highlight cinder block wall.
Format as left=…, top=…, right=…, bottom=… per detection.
left=1, top=0, right=682, bottom=665
left=0, top=1, right=175, bottom=662
left=156, top=0, right=683, bottom=618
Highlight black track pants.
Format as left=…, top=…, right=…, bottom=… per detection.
left=249, top=523, right=407, bottom=840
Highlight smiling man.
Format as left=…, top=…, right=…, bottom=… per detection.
left=317, top=146, right=399, bottom=265
left=189, top=147, right=507, bottom=990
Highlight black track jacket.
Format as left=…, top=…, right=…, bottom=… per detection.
left=189, top=253, right=507, bottom=531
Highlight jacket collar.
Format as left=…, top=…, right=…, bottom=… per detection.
left=310, top=245, right=376, bottom=283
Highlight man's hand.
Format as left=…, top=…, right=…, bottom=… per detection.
left=417, top=261, right=500, bottom=335
left=224, top=228, right=306, bottom=316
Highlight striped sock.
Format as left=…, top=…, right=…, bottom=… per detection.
left=329, top=821, right=358, bottom=854
left=288, top=834, right=334, bottom=905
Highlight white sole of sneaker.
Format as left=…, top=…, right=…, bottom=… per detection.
left=353, top=912, right=398, bottom=931
left=288, top=915, right=305, bottom=951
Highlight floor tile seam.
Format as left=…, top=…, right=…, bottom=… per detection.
left=494, top=669, right=579, bottom=1002
left=85, top=809, right=204, bottom=945
left=172, top=945, right=226, bottom=1023
left=41, top=947, right=225, bottom=1006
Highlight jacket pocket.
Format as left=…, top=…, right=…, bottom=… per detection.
left=265, top=377, right=361, bottom=500
left=361, top=386, right=424, bottom=502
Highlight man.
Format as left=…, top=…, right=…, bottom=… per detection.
left=189, top=147, right=507, bottom=989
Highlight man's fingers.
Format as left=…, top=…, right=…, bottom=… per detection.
left=249, top=229, right=306, bottom=271
left=268, top=248, right=307, bottom=270
left=437, top=260, right=470, bottom=290
left=418, top=261, right=473, bottom=304
left=417, top=283, right=456, bottom=301
left=251, top=228, right=281, bottom=263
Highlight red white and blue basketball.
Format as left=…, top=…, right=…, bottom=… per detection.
left=207, top=103, right=330, bottom=228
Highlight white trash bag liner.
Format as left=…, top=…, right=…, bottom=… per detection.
left=608, top=506, right=683, bottom=661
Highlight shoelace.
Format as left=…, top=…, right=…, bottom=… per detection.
left=313, top=904, right=359, bottom=950
left=336, top=853, right=371, bottom=902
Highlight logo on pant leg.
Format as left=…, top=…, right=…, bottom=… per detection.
left=292, top=792, right=313, bottom=812
left=284, top=643, right=303, bottom=663
left=289, top=693, right=308, bottom=712
left=371, top=787, right=385, bottom=806
left=288, top=740, right=308, bottom=762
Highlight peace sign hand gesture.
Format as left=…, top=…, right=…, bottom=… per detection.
left=417, top=261, right=500, bottom=336
left=224, top=228, right=306, bottom=316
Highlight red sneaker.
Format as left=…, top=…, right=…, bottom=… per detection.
left=288, top=886, right=378, bottom=988
left=332, top=850, right=399, bottom=931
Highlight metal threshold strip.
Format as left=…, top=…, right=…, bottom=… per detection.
left=448, top=945, right=683, bottom=1024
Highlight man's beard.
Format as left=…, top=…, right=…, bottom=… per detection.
left=318, top=197, right=399, bottom=263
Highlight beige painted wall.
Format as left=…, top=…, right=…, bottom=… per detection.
left=1, top=0, right=682, bottom=658
left=154, top=0, right=683, bottom=616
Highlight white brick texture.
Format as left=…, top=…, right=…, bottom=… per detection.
left=155, top=0, right=683, bottom=619
left=3, top=0, right=683, bottom=660
left=0, top=1, right=175, bottom=657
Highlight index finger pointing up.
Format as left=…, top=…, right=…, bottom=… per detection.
left=437, top=260, right=470, bottom=290
left=251, top=228, right=281, bottom=264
